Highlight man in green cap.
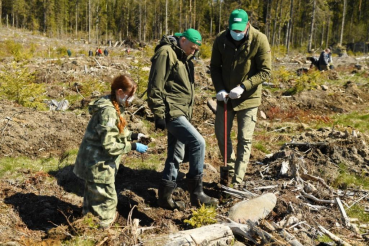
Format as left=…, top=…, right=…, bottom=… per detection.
left=148, top=29, right=218, bottom=209
left=210, top=9, right=272, bottom=187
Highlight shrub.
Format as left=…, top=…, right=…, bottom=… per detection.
left=199, top=42, right=212, bottom=59
left=0, top=62, right=47, bottom=110
left=184, top=204, right=217, bottom=228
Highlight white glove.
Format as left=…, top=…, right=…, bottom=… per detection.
left=229, top=85, right=244, bottom=99
left=137, top=133, right=147, bottom=141
left=216, top=90, right=228, bottom=102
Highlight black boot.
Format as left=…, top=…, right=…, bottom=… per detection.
left=187, top=174, right=219, bottom=207
left=158, top=179, right=185, bottom=210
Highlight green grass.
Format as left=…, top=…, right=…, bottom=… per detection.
left=347, top=204, right=369, bottom=223
left=331, top=112, right=369, bottom=134
left=0, top=149, right=78, bottom=179
left=317, top=234, right=334, bottom=244
left=253, top=142, right=270, bottom=154
left=332, top=164, right=369, bottom=190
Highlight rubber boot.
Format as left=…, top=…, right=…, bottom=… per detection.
left=187, top=174, right=219, bottom=207
left=158, top=179, right=185, bottom=210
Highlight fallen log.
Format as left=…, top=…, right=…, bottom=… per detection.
left=318, top=225, right=352, bottom=246
left=300, top=190, right=335, bottom=205
left=164, top=224, right=234, bottom=246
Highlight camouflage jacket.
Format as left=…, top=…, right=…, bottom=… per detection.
left=73, top=96, right=132, bottom=184
left=147, top=35, right=195, bottom=121
left=210, top=25, right=271, bottom=111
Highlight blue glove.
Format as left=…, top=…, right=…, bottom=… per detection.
left=136, top=143, right=148, bottom=153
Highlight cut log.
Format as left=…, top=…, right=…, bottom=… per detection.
left=164, top=224, right=234, bottom=246
left=318, top=225, right=352, bottom=246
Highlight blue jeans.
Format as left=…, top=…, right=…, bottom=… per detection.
left=162, top=116, right=205, bottom=181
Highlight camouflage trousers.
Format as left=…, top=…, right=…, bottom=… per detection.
left=82, top=181, right=117, bottom=228
left=215, top=104, right=257, bottom=184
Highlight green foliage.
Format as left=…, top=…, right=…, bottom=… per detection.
left=330, top=111, right=369, bottom=135
left=347, top=204, right=369, bottom=223
left=184, top=204, right=217, bottom=228
left=284, top=70, right=322, bottom=95
left=332, top=164, right=369, bottom=190
left=0, top=62, right=47, bottom=110
left=0, top=40, right=33, bottom=61
left=199, top=42, right=212, bottom=59
left=271, top=66, right=292, bottom=85
left=129, top=58, right=151, bottom=98
left=253, top=142, right=270, bottom=154
left=317, top=234, right=334, bottom=244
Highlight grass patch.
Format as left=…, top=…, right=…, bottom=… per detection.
left=253, top=142, right=270, bottom=154
left=332, top=164, right=369, bottom=190
left=317, top=234, right=334, bottom=244
left=0, top=149, right=78, bottom=179
left=347, top=204, right=369, bottom=223
left=330, top=111, right=369, bottom=135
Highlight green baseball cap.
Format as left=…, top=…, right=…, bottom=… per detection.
left=229, top=9, right=248, bottom=31
left=174, top=28, right=202, bottom=46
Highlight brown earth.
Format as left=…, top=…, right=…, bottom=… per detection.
left=1, top=29, right=369, bottom=245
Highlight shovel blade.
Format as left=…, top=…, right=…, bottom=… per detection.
left=220, top=166, right=229, bottom=186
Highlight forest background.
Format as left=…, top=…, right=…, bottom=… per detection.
left=0, top=0, right=368, bottom=54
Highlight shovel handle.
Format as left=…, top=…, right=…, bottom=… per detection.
left=224, top=100, right=227, bottom=167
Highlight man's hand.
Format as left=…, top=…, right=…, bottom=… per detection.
left=155, top=118, right=166, bottom=130
left=216, top=90, right=228, bottom=102
left=135, top=143, right=148, bottom=153
left=229, top=85, right=244, bottom=99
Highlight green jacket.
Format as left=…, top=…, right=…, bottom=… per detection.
left=147, top=35, right=195, bottom=121
left=210, top=25, right=271, bottom=111
left=73, top=96, right=132, bottom=184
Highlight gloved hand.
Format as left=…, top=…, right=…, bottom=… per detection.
left=155, top=118, right=166, bottom=130
left=216, top=90, right=228, bottom=102
left=136, top=143, right=148, bottom=153
left=229, top=85, right=244, bottom=99
left=137, top=133, right=147, bottom=141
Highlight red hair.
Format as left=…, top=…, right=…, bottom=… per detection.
left=110, top=75, right=137, bottom=133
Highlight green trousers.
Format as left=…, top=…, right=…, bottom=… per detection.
left=82, top=181, right=117, bottom=228
left=215, top=104, right=257, bottom=184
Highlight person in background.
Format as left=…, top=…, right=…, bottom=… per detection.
left=147, top=28, right=218, bottom=209
left=104, top=48, right=109, bottom=56
left=73, top=74, right=148, bottom=229
left=210, top=9, right=271, bottom=187
left=319, top=48, right=331, bottom=71
left=88, top=50, right=93, bottom=57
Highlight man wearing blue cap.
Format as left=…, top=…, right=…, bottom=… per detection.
left=148, top=29, right=218, bottom=209
left=210, top=9, right=272, bottom=186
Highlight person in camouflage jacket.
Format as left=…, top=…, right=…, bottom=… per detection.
left=148, top=29, right=218, bottom=209
left=211, top=9, right=272, bottom=186
left=73, top=75, right=148, bottom=229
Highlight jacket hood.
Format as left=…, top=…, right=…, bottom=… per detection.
left=155, top=35, right=187, bottom=61
left=88, top=96, right=115, bottom=115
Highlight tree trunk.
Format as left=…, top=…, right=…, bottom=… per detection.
left=218, top=0, right=221, bottom=33
left=287, top=0, right=294, bottom=53
left=308, top=0, right=316, bottom=52
left=88, top=0, right=91, bottom=43
left=0, top=0, right=2, bottom=26
left=339, top=0, right=347, bottom=45
left=165, top=0, right=168, bottom=34
left=326, top=14, right=330, bottom=48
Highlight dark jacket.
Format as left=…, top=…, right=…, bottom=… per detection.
left=147, top=36, right=195, bottom=121
left=210, top=25, right=272, bottom=111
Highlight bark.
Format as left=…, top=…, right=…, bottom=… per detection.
left=308, top=0, right=316, bottom=52
left=339, top=0, right=347, bottom=45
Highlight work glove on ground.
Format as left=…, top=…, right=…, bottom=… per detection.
left=229, top=85, right=244, bottom=99
left=216, top=90, right=228, bottom=102
left=135, top=143, right=148, bottom=153
left=137, top=133, right=147, bottom=141
left=155, top=118, right=166, bottom=130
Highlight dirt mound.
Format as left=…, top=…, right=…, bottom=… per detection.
left=0, top=100, right=89, bottom=158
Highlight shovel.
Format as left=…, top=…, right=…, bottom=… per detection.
left=220, top=97, right=229, bottom=185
